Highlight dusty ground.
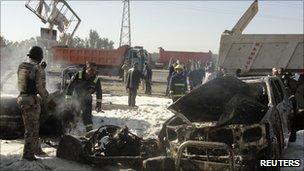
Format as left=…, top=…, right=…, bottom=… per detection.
left=102, top=78, right=168, bottom=98
left=100, top=69, right=169, bottom=98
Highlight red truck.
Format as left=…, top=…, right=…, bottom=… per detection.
left=51, top=45, right=148, bottom=76
left=158, top=47, right=212, bottom=67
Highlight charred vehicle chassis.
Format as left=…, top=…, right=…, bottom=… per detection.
left=56, top=125, right=161, bottom=169
left=0, top=66, right=81, bottom=139
left=145, top=76, right=293, bottom=171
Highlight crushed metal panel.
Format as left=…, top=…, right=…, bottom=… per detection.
left=175, top=141, right=234, bottom=171
left=56, top=125, right=161, bottom=168
left=168, top=76, right=259, bottom=123
left=218, top=94, right=267, bottom=126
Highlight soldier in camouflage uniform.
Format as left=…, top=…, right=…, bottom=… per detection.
left=17, top=46, right=49, bottom=161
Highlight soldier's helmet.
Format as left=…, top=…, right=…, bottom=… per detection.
left=27, top=46, right=43, bottom=63
left=175, top=64, right=184, bottom=70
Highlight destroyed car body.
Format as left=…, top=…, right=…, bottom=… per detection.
left=149, top=76, right=293, bottom=170
left=0, top=66, right=81, bottom=139
left=56, top=125, right=161, bottom=169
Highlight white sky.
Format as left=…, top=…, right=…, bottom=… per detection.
left=1, top=1, right=303, bottom=53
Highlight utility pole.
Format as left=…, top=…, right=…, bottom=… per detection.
left=119, top=0, right=131, bottom=47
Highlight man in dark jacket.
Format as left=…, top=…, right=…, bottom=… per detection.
left=166, top=62, right=177, bottom=96
left=169, top=64, right=187, bottom=102
left=188, top=65, right=204, bottom=91
left=143, top=62, right=152, bottom=95
left=126, top=63, right=143, bottom=107
left=65, top=62, right=102, bottom=132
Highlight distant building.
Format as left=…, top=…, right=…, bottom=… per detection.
left=158, top=47, right=212, bottom=66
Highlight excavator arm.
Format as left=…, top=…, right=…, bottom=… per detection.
left=224, top=0, right=258, bottom=35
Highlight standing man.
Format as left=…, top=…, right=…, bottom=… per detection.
left=121, top=61, right=130, bottom=83
left=277, top=67, right=284, bottom=78
left=166, top=61, right=177, bottom=96
left=216, top=66, right=226, bottom=78
left=126, top=63, right=143, bottom=107
left=65, top=62, right=102, bottom=132
left=188, top=63, right=204, bottom=91
left=17, top=46, right=49, bottom=160
left=188, top=64, right=196, bottom=91
left=143, top=62, right=152, bottom=95
left=169, top=64, right=187, bottom=102
left=202, top=66, right=217, bottom=84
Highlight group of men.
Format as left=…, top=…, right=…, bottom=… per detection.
left=167, top=60, right=250, bottom=102
left=166, top=60, right=217, bottom=102
left=17, top=46, right=103, bottom=160
left=17, top=46, right=155, bottom=160
left=271, top=67, right=304, bottom=141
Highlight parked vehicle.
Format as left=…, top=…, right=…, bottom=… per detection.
left=158, top=47, right=212, bottom=68
left=217, top=0, right=303, bottom=75
left=216, top=0, right=303, bottom=144
left=50, top=45, right=148, bottom=77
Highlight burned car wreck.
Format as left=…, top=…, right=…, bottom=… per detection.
left=0, top=66, right=81, bottom=139
left=56, top=125, right=161, bottom=169
left=145, top=76, right=293, bottom=171
left=54, top=76, right=293, bottom=170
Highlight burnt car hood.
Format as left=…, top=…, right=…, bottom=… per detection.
left=168, top=76, right=267, bottom=126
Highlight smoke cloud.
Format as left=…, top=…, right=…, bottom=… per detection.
left=0, top=37, right=63, bottom=95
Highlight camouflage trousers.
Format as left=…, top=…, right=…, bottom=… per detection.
left=17, top=95, right=42, bottom=159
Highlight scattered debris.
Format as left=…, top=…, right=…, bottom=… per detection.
left=56, top=125, right=161, bottom=169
